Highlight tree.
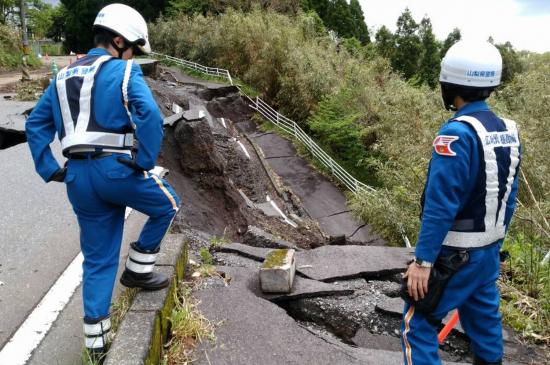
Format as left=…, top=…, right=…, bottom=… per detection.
left=415, top=16, right=440, bottom=88
left=349, top=0, right=369, bottom=44
left=46, top=3, right=67, bottom=42
left=324, top=0, right=354, bottom=39
left=0, top=0, right=16, bottom=24
left=495, top=41, right=523, bottom=84
left=61, top=0, right=169, bottom=53
left=392, top=8, right=421, bottom=79
left=374, top=25, right=394, bottom=60
left=440, top=28, right=460, bottom=58
left=27, top=1, right=55, bottom=39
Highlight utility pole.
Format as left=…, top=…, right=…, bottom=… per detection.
left=20, top=0, right=31, bottom=81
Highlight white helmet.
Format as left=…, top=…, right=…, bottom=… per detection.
left=93, top=3, right=151, bottom=55
left=440, top=40, right=502, bottom=88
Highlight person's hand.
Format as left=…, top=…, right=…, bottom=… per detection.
left=117, top=156, right=145, bottom=172
left=403, top=262, right=431, bottom=301
left=48, top=167, right=66, bottom=182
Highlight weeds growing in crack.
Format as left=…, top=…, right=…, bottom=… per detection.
left=163, top=284, right=216, bottom=364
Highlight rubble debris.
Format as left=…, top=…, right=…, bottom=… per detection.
left=243, top=226, right=297, bottom=249
left=295, top=245, right=413, bottom=282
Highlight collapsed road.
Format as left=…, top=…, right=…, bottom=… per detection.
left=0, top=61, right=546, bottom=364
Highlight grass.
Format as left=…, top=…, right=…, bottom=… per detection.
left=163, top=283, right=216, bottom=364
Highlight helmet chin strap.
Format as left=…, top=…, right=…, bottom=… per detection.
left=110, top=39, right=130, bottom=59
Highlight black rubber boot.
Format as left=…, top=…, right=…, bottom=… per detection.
left=119, top=269, right=169, bottom=290
left=120, top=242, right=169, bottom=290
left=473, top=355, right=502, bottom=365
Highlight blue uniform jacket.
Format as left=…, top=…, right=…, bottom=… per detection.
left=415, top=101, right=519, bottom=263
left=26, top=48, right=163, bottom=182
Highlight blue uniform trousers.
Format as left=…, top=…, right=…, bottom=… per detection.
left=401, top=243, right=502, bottom=364
left=65, top=153, right=180, bottom=321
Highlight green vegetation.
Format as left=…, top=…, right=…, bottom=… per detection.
left=262, top=249, right=289, bottom=268
left=0, top=23, right=40, bottom=70
left=164, top=283, right=215, bottom=363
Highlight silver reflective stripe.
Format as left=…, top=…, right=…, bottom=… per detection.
left=61, top=132, right=134, bottom=150
left=122, top=59, right=136, bottom=129
left=83, top=317, right=111, bottom=336
left=455, top=116, right=499, bottom=229
left=497, top=118, right=520, bottom=228
left=126, top=258, right=154, bottom=274
left=85, top=335, right=106, bottom=349
left=75, top=56, right=113, bottom=135
left=128, top=246, right=158, bottom=264
left=444, top=226, right=506, bottom=248
left=68, top=147, right=132, bottom=155
left=56, top=66, right=75, bottom=138
left=444, top=115, right=520, bottom=248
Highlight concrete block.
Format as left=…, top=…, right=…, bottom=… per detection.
left=156, top=233, right=185, bottom=267
left=130, top=266, right=174, bottom=312
left=104, top=311, right=157, bottom=365
left=260, top=249, right=296, bottom=293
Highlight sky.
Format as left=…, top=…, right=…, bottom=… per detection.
left=359, top=0, right=550, bottom=53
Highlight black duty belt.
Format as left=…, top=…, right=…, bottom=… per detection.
left=68, top=152, right=117, bottom=160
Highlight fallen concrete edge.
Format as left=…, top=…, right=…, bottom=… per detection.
left=105, top=234, right=189, bottom=365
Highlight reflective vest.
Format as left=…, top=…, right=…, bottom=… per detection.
left=443, top=115, right=520, bottom=248
left=56, top=55, right=135, bottom=155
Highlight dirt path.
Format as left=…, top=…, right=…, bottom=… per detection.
left=0, top=56, right=73, bottom=90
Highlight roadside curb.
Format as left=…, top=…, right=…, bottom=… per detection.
left=105, top=234, right=188, bottom=365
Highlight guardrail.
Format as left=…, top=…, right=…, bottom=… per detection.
left=250, top=96, right=375, bottom=195
left=151, top=52, right=233, bottom=85
left=151, top=52, right=410, bottom=246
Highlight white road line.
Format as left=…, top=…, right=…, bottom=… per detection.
left=0, top=253, right=83, bottom=365
left=266, top=195, right=298, bottom=228
left=237, top=141, right=251, bottom=160
left=0, top=196, right=139, bottom=364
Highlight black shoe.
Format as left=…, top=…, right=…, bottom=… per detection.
left=119, top=269, right=169, bottom=290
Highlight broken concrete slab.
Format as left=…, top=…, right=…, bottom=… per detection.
left=296, top=245, right=413, bottom=281
left=243, top=225, right=297, bottom=249
left=216, top=242, right=270, bottom=261
left=218, top=265, right=352, bottom=302
left=260, top=249, right=296, bottom=293
left=318, top=212, right=386, bottom=245
left=163, top=111, right=184, bottom=126
left=194, top=264, right=467, bottom=365
left=104, top=310, right=157, bottom=365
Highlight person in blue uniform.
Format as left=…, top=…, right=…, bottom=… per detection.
left=401, top=40, right=521, bottom=365
left=25, top=4, right=180, bottom=356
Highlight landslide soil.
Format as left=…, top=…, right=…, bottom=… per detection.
left=147, top=66, right=325, bottom=248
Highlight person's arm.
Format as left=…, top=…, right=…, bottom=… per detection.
left=414, top=122, right=477, bottom=263
left=25, top=84, right=62, bottom=182
left=405, top=122, right=477, bottom=301
left=127, top=63, right=163, bottom=170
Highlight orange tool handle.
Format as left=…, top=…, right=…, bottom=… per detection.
left=438, top=310, right=459, bottom=344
